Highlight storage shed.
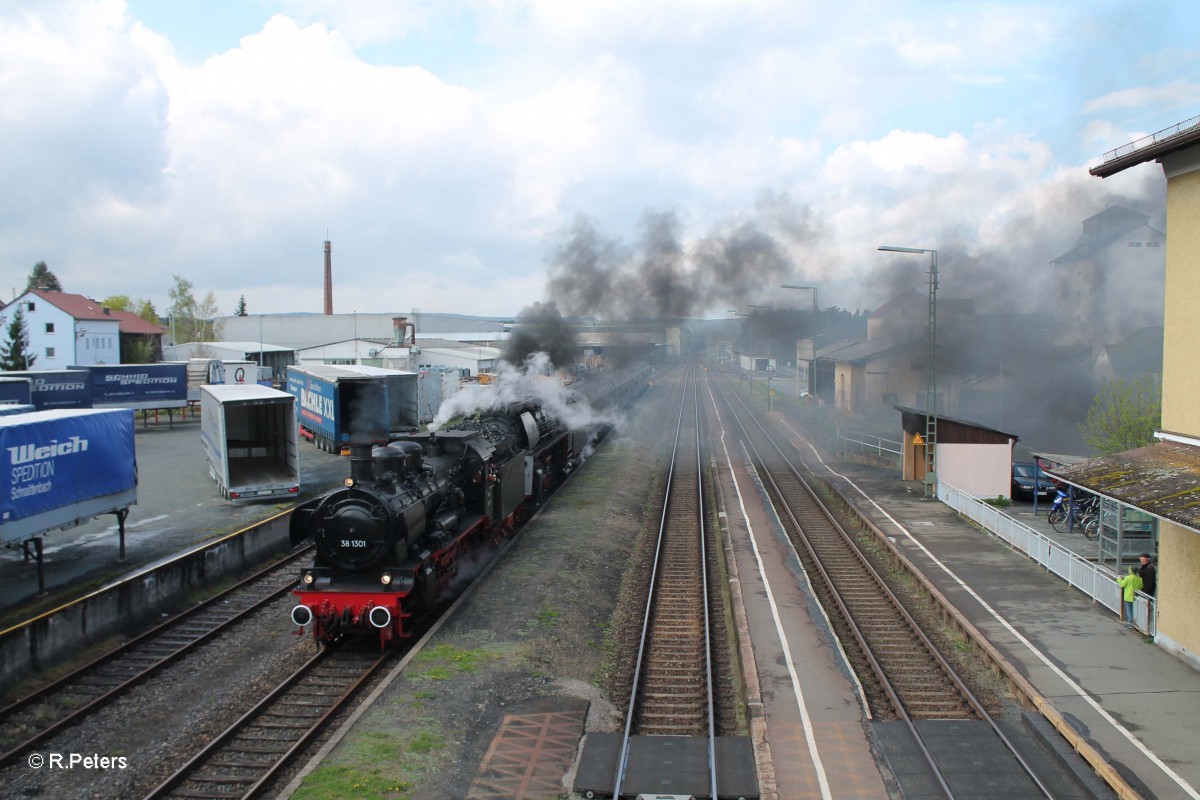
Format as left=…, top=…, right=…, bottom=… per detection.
left=895, top=406, right=1018, bottom=499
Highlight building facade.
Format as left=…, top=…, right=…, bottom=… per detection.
left=1, top=290, right=123, bottom=368
left=1060, top=117, right=1200, bottom=667
left=1050, top=206, right=1166, bottom=350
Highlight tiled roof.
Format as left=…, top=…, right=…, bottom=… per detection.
left=30, top=289, right=120, bottom=321
left=109, top=309, right=167, bottom=336
left=822, top=336, right=911, bottom=363
left=1044, top=441, right=1200, bottom=533
left=28, top=290, right=165, bottom=335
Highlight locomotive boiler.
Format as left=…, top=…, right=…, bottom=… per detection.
left=289, top=362, right=652, bottom=647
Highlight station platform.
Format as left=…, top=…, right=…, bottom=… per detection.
left=774, top=418, right=1200, bottom=800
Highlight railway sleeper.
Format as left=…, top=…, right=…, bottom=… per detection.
left=226, top=743, right=290, bottom=754
left=644, top=690, right=705, bottom=701
left=191, top=770, right=259, bottom=781
left=255, top=720, right=314, bottom=729
left=236, top=731, right=299, bottom=741
left=210, top=759, right=276, bottom=769
left=264, top=708, right=324, bottom=718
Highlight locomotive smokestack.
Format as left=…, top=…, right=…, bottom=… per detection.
left=349, top=443, right=374, bottom=483
left=323, top=240, right=333, bottom=315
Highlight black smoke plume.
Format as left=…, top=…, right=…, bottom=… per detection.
left=503, top=301, right=579, bottom=369
left=546, top=202, right=815, bottom=321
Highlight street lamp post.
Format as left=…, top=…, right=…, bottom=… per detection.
left=878, top=245, right=939, bottom=499
left=782, top=285, right=818, bottom=401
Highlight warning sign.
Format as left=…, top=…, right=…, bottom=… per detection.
left=911, top=433, right=925, bottom=445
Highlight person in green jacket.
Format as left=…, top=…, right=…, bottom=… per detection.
left=1118, top=565, right=1144, bottom=629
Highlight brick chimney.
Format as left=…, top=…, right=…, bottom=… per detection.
left=323, top=240, right=333, bottom=315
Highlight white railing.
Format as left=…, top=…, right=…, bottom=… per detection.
left=838, top=429, right=903, bottom=464
left=940, top=480, right=1154, bottom=634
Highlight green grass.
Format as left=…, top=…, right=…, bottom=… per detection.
left=292, top=764, right=411, bottom=800
left=408, top=644, right=494, bottom=681
left=293, top=726, right=447, bottom=800
left=534, top=604, right=560, bottom=628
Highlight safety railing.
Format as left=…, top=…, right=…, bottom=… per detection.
left=940, top=480, right=1154, bottom=634
left=1102, top=114, right=1200, bottom=163
left=837, top=429, right=903, bottom=465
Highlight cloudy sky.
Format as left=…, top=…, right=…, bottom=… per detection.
left=1, top=0, right=1196, bottom=320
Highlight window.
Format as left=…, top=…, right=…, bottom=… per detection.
left=46, top=347, right=55, bottom=358
left=45, top=322, right=54, bottom=333
left=1128, top=241, right=1142, bottom=247
left=1148, top=241, right=1161, bottom=247
left=27, top=302, right=35, bottom=311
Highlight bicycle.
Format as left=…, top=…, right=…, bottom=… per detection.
left=1048, top=489, right=1099, bottom=539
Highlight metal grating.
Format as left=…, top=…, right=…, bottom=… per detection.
left=466, top=709, right=587, bottom=799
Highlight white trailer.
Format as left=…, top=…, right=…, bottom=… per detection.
left=200, top=384, right=300, bottom=501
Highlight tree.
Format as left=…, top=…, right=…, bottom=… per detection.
left=0, top=306, right=37, bottom=370
left=235, top=295, right=247, bottom=316
left=135, top=299, right=160, bottom=326
left=101, top=295, right=134, bottom=312
left=167, top=275, right=221, bottom=344
left=1079, top=376, right=1162, bottom=455
left=125, top=339, right=157, bottom=364
left=26, top=261, right=62, bottom=292
left=103, top=295, right=160, bottom=327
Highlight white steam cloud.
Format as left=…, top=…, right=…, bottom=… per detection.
left=429, top=351, right=624, bottom=434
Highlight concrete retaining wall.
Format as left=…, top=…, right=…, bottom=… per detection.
left=0, top=514, right=292, bottom=688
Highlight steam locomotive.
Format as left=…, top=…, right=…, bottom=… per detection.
left=288, top=362, right=653, bottom=647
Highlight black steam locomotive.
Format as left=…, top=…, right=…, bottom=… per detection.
left=289, top=362, right=652, bottom=646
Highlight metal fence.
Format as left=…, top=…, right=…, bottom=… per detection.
left=940, top=480, right=1155, bottom=634
left=838, top=429, right=903, bottom=465
left=1102, top=114, right=1200, bottom=163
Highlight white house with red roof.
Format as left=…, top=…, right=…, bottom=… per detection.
left=0, top=289, right=166, bottom=368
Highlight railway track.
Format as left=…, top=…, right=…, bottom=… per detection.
left=612, top=366, right=722, bottom=798
left=0, top=548, right=311, bottom=768
left=144, top=643, right=390, bottom=800
left=710, top=369, right=1055, bottom=799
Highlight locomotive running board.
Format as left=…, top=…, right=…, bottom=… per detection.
left=574, top=733, right=758, bottom=799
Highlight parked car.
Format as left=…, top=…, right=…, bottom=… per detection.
left=1012, top=462, right=1055, bottom=500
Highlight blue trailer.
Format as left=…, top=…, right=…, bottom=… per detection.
left=77, top=363, right=188, bottom=410
left=286, top=365, right=392, bottom=452
left=1, top=408, right=138, bottom=592
left=0, top=376, right=32, bottom=406
left=2, top=370, right=91, bottom=410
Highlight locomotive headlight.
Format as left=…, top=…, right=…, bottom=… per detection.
left=343, top=477, right=355, bottom=487
left=381, top=572, right=393, bottom=585
left=303, top=571, right=315, bottom=585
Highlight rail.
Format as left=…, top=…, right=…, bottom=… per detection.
left=613, top=366, right=718, bottom=800
left=940, top=481, right=1155, bottom=634
left=1102, top=114, right=1200, bottom=163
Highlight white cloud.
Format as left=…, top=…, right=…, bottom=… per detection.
left=823, top=130, right=973, bottom=180
left=1085, top=80, right=1200, bottom=113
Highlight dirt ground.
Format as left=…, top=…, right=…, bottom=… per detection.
left=288, top=391, right=673, bottom=799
